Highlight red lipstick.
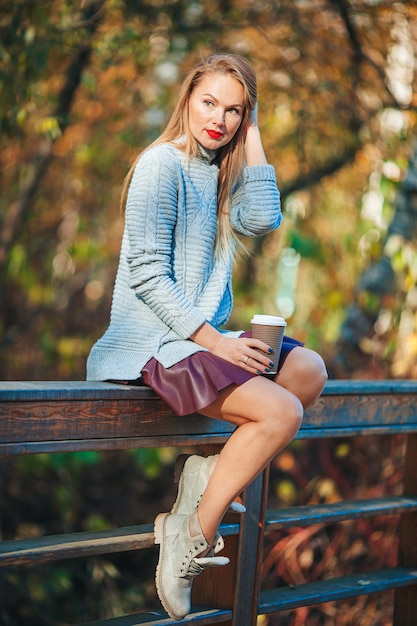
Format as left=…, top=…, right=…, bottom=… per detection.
left=206, top=129, right=223, bottom=139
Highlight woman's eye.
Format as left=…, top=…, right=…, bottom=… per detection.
left=204, top=100, right=214, bottom=107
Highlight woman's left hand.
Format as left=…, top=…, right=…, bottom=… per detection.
left=244, top=103, right=267, bottom=166
left=247, top=103, right=258, bottom=129
left=211, top=335, right=275, bottom=375
left=191, top=322, right=274, bottom=374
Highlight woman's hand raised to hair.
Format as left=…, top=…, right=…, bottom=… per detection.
left=244, top=103, right=267, bottom=166
left=247, top=103, right=259, bottom=129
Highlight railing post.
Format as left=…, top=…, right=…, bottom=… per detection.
left=394, top=432, right=417, bottom=625
left=233, top=465, right=270, bottom=626
left=192, top=464, right=270, bottom=626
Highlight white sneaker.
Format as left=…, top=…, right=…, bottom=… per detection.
left=154, top=511, right=229, bottom=620
left=172, top=454, right=246, bottom=515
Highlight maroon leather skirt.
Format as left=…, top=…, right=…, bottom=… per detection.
left=112, top=333, right=303, bottom=416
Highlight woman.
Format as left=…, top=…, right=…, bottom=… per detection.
left=87, top=53, right=327, bottom=620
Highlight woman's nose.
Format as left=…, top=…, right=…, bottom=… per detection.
left=213, top=108, right=226, bottom=124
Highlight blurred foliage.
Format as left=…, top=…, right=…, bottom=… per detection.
left=0, top=0, right=416, bottom=379
left=260, top=434, right=406, bottom=625
left=0, top=449, right=178, bottom=624
left=1, top=1, right=417, bottom=624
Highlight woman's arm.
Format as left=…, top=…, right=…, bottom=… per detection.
left=189, top=97, right=278, bottom=367
left=229, top=103, right=282, bottom=237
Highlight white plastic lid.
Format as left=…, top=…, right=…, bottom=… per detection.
left=250, top=314, right=287, bottom=326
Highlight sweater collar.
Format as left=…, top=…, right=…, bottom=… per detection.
left=197, top=143, right=218, bottom=164
left=173, top=136, right=218, bottom=164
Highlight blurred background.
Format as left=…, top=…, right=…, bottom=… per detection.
left=1, top=1, right=416, bottom=624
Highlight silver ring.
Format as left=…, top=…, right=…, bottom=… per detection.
left=244, top=356, right=249, bottom=364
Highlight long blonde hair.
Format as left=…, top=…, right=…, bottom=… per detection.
left=121, top=53, right=257, bottom=258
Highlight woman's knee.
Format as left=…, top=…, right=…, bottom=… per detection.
left=259, top=390, right=303, bottom=444
left=278, top=347, right=328, bottom=406
left=282, top=393, right=303, bottom=438
left=290, top=347, right=327, bottom=381
left=304, top=349, right=328, bottom=391
left=208, top=375, right=303, bottom=438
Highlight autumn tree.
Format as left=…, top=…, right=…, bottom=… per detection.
left=0, top=0, right=416, bottom=379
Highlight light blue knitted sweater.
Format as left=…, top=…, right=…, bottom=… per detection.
left=86, top=142, right=282, bottom=381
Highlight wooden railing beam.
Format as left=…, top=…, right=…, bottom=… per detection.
left=1, top=380, right=417, bottom=625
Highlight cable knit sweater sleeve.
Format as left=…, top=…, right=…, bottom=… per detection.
left=230, top=164, right=282, bottom=236
left=125, top=148, right=207, bottom=339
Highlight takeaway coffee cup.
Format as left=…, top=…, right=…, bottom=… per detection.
left=250, top=314, right=287, bottom=374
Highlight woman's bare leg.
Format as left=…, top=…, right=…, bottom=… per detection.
left=196, top=375, right=303, bottom=545
left=197, top=347, right=327, bottom=546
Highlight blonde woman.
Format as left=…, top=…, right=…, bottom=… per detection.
left=87, top=53, right=327, bottom=620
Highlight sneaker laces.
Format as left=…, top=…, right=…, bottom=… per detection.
left=178, top=511, right=229, bottom=579
left=182, top=555, right=230, bottom=580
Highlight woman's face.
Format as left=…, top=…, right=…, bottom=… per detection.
left=188, top=73, right=245, bottom=151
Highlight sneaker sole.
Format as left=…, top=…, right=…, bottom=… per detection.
left=154, top=511, right=168, bottom=545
